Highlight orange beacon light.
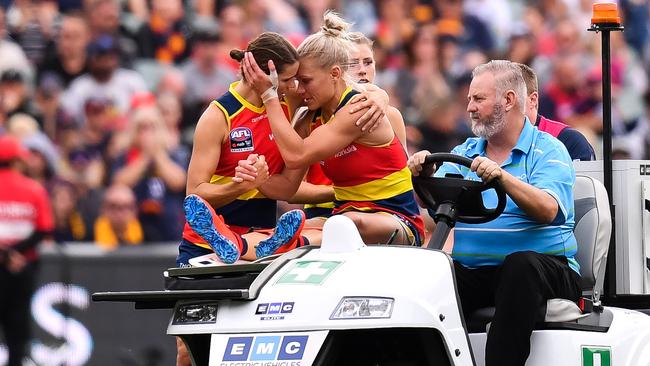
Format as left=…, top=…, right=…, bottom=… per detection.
left=591, top=2, right=621, bottom=26
left=588, top=2, right=623, bottom=297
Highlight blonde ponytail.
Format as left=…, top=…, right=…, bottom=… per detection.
left=297, top=11, right=355, bottom=70
left=320, top=11, right=351, bottom=38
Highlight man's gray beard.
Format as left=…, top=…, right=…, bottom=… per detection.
left=471, top=103, right=506, bottom=139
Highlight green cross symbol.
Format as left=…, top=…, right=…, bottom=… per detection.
left=276, top=261, right=342, bottom=285
left=582, top=346, right=611, bottom=366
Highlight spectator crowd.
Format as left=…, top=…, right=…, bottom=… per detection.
left=0, top=0, right=649, bottom=247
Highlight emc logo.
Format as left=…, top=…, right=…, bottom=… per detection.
left=256, top=302, right=294, bottom=315
left=223, top=335, right=308, bottom=361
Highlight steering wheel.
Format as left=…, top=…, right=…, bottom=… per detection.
left=412, top=153, right=507, bottom=224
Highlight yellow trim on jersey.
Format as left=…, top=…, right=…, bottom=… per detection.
left=282, top=98, right=293, bottom=121
left=337, top=86, right=354, bottom=105
left=229, top=105, right=247, bottom=123
left=284, top=97, right=291, bottom=119
left=229, top=82, right=265, bottom=114
left=213, top=86, right=285, bottom=132
left=333, top=167, right=413, bottom=202
left=323, top=85, right=355, bottom=124
left=210, top=174, right=267, bottom=200
left=194, top=242, right=212, bottom=250
left=336, top=85, right=394, bottom=148
left=211, top=100, right=240, bottom=131
left=304, top=202, right=335, bottom=209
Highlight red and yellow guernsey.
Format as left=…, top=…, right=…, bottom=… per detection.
left=182, top=82, right=291, bottom=248
left=303, top=115, right=335, bottom=218
left=319, top=87, right=425, bottom=242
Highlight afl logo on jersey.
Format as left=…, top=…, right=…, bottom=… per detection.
left=230, top=127, right=254, bottom=152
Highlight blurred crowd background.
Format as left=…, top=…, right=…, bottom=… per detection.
left=0, top=0, right=648, bottom=246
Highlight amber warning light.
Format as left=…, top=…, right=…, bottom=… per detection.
left=591, top=2, right=621, bottom=26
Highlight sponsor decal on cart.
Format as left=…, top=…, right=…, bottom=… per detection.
left=221, top=335, right=308, bottom=364
left=581, top=346, right=611, bottom=366
left=276, top=261, right=342, bottom=285
left=255, top=302, right=294, bottom=320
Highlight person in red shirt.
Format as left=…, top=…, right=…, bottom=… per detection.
left=517, top=63, right=595, bottom=161
left=0, top=135, right=54, bottom=366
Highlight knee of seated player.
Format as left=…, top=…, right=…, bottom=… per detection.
left=341, top=212, right=368, bottom=233
left=339, top=212, right=398, bottom=244
left=304, top=217, right=326, bottom=229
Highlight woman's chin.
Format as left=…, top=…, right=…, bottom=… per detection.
left=304, top=98, right=318, bottom=110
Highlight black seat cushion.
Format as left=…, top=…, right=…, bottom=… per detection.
left=466, top=305, right=547, bottom=334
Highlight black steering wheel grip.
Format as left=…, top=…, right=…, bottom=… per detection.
left=412, top=153, right=507, bottom=224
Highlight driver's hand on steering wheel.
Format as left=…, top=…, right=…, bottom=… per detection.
left=408, top=150, right=435, bottom=177
left=471, top=156, right=503, bottom=182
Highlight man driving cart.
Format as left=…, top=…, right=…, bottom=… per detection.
left=408, top=60, right=580, bottom=366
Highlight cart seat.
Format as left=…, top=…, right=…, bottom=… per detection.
left=466, top=175, right=612, bottom=332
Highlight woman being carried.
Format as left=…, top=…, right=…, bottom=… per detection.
left=179, top=31, right=388, bottom=266
left=243, top=12, right=424, bottom=246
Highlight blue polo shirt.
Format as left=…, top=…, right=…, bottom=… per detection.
left=434, top=119, right=579, bottom=274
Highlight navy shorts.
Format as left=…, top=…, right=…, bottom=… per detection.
left=176, top=239, right=213, bottom=267
left=304, top=207, right=333, bottom=220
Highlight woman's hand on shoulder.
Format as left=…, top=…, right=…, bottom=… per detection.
left=348, top=88, right=389, bottom=133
